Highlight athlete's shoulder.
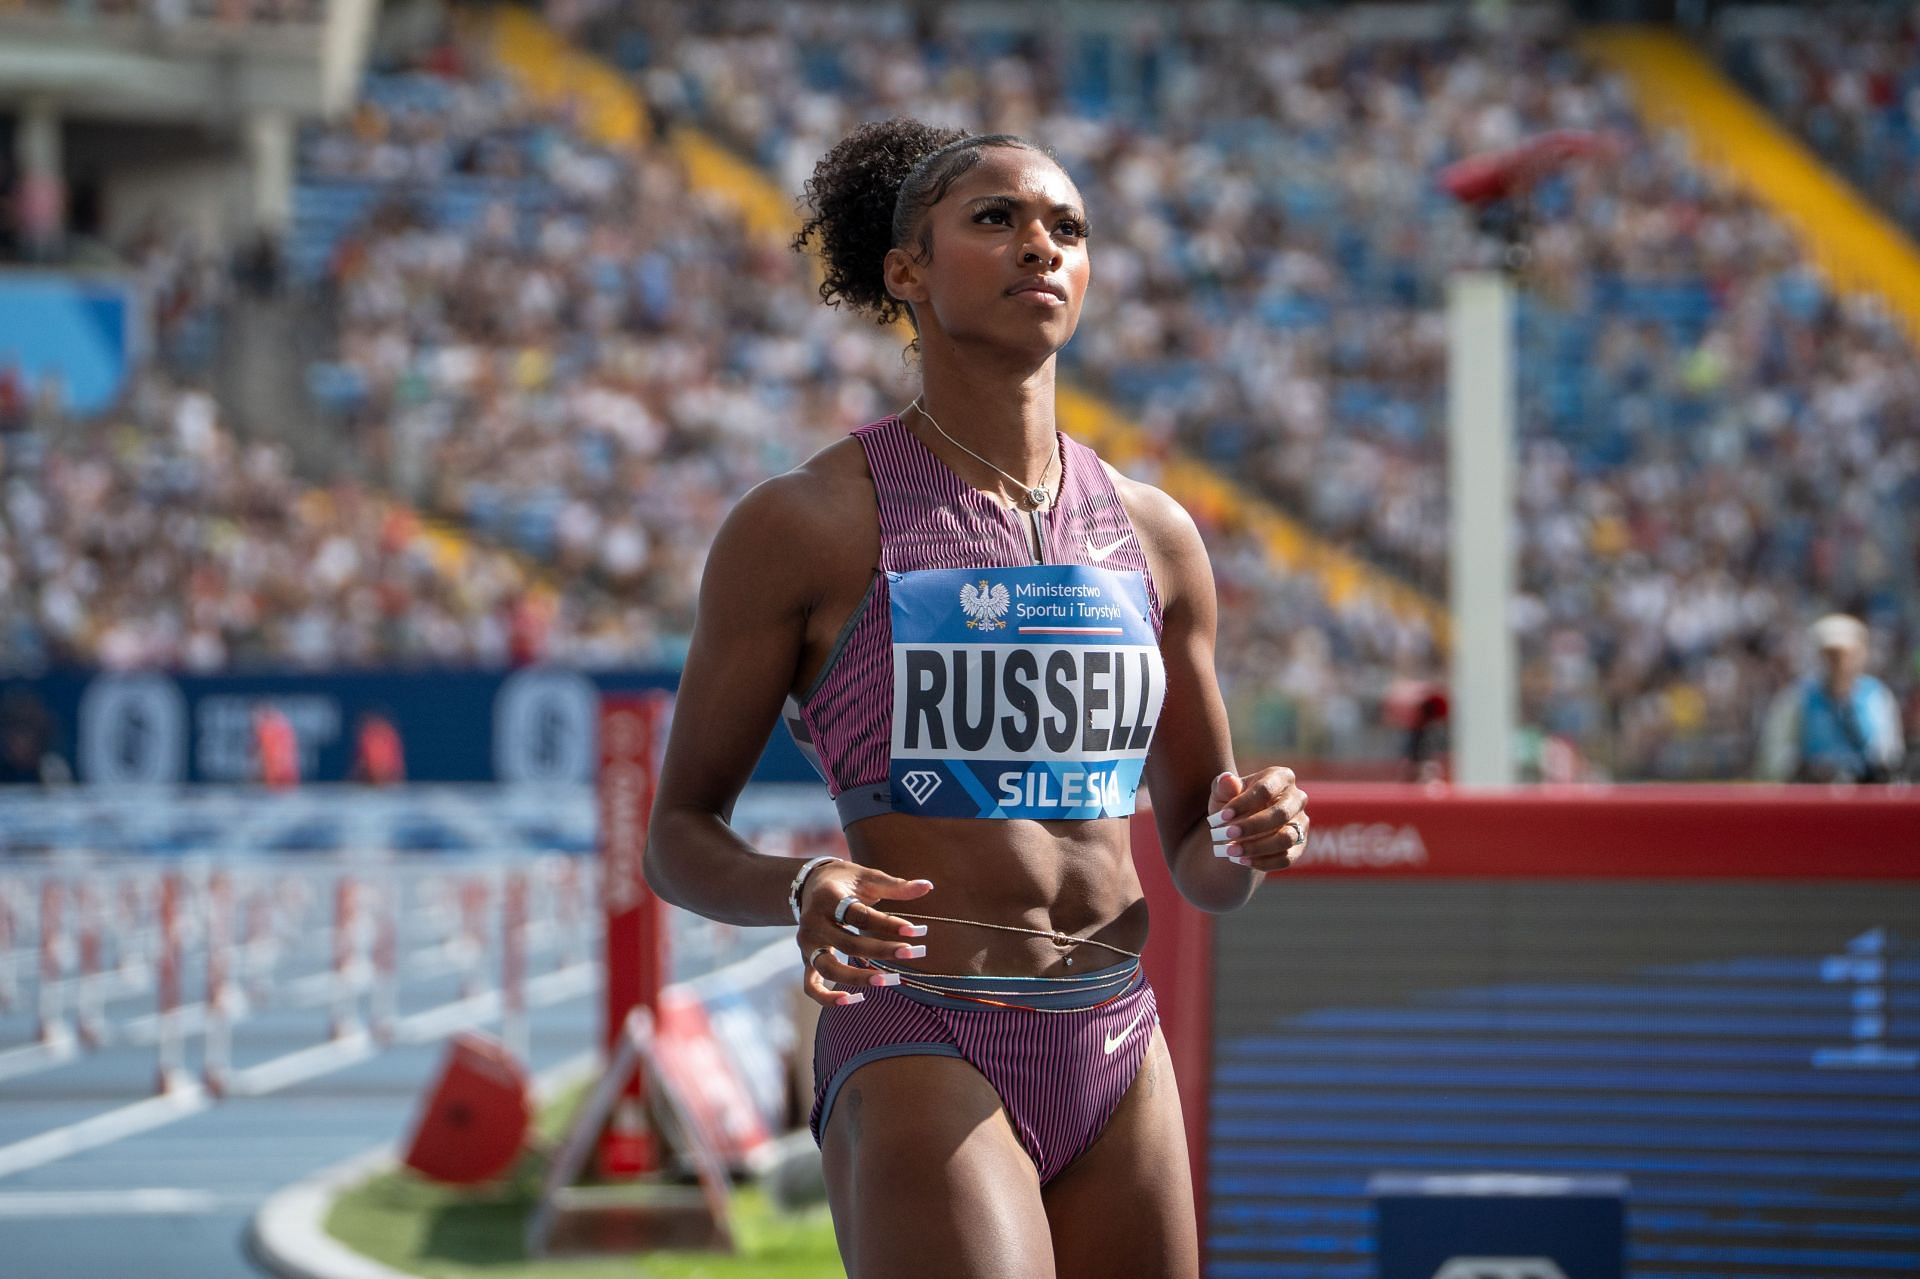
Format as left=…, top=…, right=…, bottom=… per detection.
left=710, top=434, right=876, bottom=571
left=1099, top=458, right=1206, bottom=565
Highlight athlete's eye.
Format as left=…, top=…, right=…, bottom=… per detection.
left=1057, top=219, right=1090, bottom=240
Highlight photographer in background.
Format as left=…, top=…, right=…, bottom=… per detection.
left=1757, top=614, right=1906, bottom=784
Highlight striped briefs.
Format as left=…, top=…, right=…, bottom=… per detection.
left=809, top=959, right=1158, bottom=1186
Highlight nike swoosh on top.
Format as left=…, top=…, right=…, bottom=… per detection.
left=1086, top=533, right=1134, bottom=562
left=1103, top=1007, right=1147, bottom=1055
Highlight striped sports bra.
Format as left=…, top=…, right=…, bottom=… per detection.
left=782, top=412, right=1166, bottom=828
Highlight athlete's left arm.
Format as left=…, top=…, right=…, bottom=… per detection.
left=1120, top=473, right=1309, bottom=912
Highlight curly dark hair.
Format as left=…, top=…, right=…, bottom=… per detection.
left=791, top=117, right=1055, bottom=329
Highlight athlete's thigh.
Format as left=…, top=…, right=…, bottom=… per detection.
left=1041, top=1027, right=1199, bottom=1279
left=821, top=1052, right=1056, bottom=1279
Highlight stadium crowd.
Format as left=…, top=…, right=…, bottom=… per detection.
left=601, top=1, right=1919, bottom=779
left=6, top=2, right=1916, bottom=781
left=301, top=49, right=1432, bottom=769
left=0, top=369, right=653, bottom=671
left=1716, top=3, right=1920, bottom=243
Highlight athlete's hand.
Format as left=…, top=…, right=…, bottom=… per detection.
left=1207, top=767, right=1309, bottom=873
left=796, top=861, right=936, bottom=1007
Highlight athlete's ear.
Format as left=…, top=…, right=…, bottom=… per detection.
left=882, top=245, right=929, bottom=306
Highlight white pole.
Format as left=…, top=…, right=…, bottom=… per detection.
left=370, top=868, right=396, bottom=1045
left=155, top=874, right=188, bottom=1095
left=74, top=880, right=104, bottom=1049
left=203, top=871, right=233, bottom=1096
left=0, top=879, right=16, bottom=1011
left=37, top=879, right=68, bottom=1049
left=1447, top=270, right=1519, bottom=787
left=503, top=868, right=529, bottom=1065
left=330, top=877, right=362, bottom=1042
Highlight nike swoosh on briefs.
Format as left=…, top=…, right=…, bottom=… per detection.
left=1086, top=533, right=1134, bottom=562
left=1103, top=1007, right=1147, bottom=1055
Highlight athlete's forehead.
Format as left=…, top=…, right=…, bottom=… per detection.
left=945, top=147, right=1084, bottom=216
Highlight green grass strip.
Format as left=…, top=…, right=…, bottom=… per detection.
left=325, top=1085, right=843, bottom=1279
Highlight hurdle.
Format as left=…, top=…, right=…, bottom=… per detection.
left=155, top=872, right=189, bottom=1095
left=36, top=879, right=67, bottom=1050
left=329, top=876, right=363, bottom=1042
left=202, top=870, right=234, bottom=1096
left=73, top=880, right=104, bottom=1049
left=502, top=867, right=529, bottom=1064
left=370, top=869, right=398, bottom=1045
left=459, top=876, right=489, bottom=999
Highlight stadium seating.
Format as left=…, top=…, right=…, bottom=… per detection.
left=6, top=4, right=1916, bottom=781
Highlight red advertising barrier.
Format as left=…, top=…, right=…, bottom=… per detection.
left=1281, top=783, right=1920, bottom=879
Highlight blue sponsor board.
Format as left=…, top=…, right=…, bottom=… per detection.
left=1369, top=1173, right=1627, bottom=1279
left=0, top=667, right=818, bottom=785
left=0, top=272, right=138, bottom=415
left=886, top=564, right=1164, bottom=820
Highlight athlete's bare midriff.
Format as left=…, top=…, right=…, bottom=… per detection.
left=848, top=814, right=1150, bottom=977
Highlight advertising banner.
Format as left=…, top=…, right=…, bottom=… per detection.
left=2, top=667, right=815, bottom=785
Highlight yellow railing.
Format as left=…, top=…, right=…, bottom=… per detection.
left=1582, top=27, right=1920, bottom=343
left=490, top=6, right=648, bottom=149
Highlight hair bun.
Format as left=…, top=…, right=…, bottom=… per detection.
left=793, top=117, right=970, bottom=324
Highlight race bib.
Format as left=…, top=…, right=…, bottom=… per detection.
left=888, top=563, right=1165, bottom=820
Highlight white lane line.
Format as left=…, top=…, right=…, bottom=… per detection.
left=0, top=1034, right=79, bottom=1082
left=224, top=1032, right=377, bottom=1098
left=393, top=960, right=596, bottom=1044
left=0, top=1187, right=257, bottom=1216
left=0, top=1085, right=210, bottom=1180
left=392, top=989, right=498, bottom=1043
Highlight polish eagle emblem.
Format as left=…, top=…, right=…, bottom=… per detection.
left=959, top=579, right=1010, bottom=630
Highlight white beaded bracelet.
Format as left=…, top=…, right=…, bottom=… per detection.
left=787, top=855, right=839, bottom=923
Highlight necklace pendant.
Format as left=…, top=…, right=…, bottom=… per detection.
left=1027, top=486, right=1048, bottom=509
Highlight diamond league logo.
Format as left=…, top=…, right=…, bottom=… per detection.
left=899, top=769, right=943, bottom=804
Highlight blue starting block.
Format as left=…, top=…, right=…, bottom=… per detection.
left=1367, top=1173, right=1628, bottom=1279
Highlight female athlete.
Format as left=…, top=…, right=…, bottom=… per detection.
left=644, top=118, right=1311, bottom=1278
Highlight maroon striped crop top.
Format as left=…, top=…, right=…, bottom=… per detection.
left=781, top=413, right=1165, bottom=827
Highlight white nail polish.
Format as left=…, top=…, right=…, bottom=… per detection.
left=870, top=973, right=900, bottom=987
left=839, top=992, right=865, bottom=1005
left=1213, top=845, right=1231, bottom=858
left=1210, top=825, right=1235, bottom=843
left=895, top=944, right=926, bottom=959
left=1206, top=809, right=1229, bottom=829
left=901, top=924, right=928, bottom=937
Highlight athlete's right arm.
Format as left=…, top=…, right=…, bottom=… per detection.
left=643, top=474, right=930, bottom=992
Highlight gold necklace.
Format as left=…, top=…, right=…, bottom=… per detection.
left=909, top=397, right=1057, bottom=510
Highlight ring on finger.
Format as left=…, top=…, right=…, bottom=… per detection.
left=832, top=894, right=859, bottom=925
left=1285, top=819, right=1307, bottom=846
left=805, top=945, right=831, bottom=973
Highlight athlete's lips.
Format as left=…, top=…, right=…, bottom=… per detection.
left=1006, top=276, right=1068, bottom=302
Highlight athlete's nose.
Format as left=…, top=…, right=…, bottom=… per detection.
left=1021, top=238, right=1061, bottom=269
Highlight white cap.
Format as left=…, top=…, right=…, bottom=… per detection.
left=1810, top=613, right=1867, bottom=652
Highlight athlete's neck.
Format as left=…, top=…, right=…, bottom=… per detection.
left=912, top=360, right=1058, bottom=486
